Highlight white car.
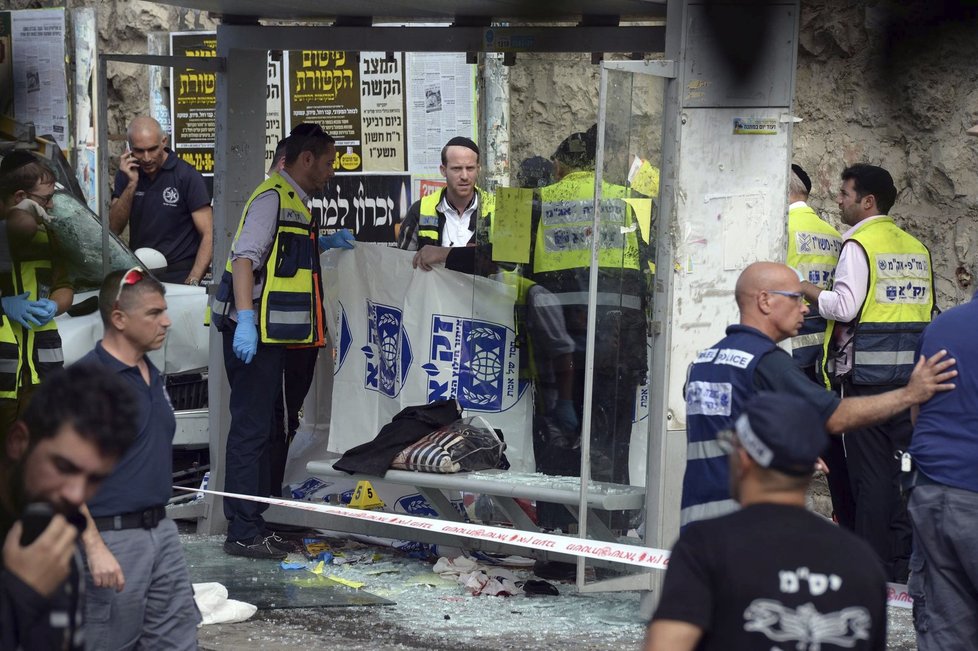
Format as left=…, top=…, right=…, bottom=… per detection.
left=45, top=189, right=210, bottom=445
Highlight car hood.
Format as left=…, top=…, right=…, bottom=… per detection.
left=57, top=282, right=209, bottom=375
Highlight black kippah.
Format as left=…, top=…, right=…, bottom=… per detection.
left=444, top=136, right=479, bottom=157
left=791, top=163, right=812, bottom=194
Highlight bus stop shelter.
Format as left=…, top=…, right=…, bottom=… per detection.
left=136, top=0, right=800, bottom=598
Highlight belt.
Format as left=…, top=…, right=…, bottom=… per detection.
left=93, top=505, right=167, bottom=531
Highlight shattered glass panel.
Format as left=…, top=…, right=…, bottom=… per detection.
left=183, top=536, right=395, bottom=609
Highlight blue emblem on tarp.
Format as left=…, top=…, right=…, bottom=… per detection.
left=333, top=301, right=353, bottom=374
left=362, top=300, right=412, bottom=397
left=421, top=314, right=528, bottom=412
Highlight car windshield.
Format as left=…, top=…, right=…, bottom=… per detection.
left=47, top=189, right=141, bottom=292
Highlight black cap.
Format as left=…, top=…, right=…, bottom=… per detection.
left=0, top=150, right=40, bottom=176
left=733, top=392, right=828, bottom=476
left=516, top=156, right=554, bottom=188
left=791, top=163, right=812, bottom=195
left=552, top=132, right=594, bottom=169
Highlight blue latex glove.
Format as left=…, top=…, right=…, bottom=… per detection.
left=319, top=229, right=356, bottom=251
left=1, top=292, right=44, bottom=330
left=232, top=309, right=258, bottom=364
left=32, top=298, right=58, bottom=326
left=551, top=399, right=580, bottom=433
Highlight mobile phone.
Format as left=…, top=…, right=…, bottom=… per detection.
left=20, top=502, right=54, bottom=546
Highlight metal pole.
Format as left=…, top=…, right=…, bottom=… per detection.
left=96, top=54, right=110, bottom=279
left=575, top=63, right=610, bottom=588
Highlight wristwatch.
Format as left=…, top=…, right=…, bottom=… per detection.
left=188, top=278, right=200, bottom=286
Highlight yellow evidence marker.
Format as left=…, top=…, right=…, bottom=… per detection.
left=348, top=480, right=385, bottom=510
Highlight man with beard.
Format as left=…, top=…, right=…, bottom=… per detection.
left=800, top=164, right=935, bottom=582
left=0, top=365, right=137, bottom=650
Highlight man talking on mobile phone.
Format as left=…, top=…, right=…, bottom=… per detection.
left=0, top=365, right=137, bottom=651
left=109, top=117, right=213, bottom=285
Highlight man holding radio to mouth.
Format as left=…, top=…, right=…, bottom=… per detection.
left=109, top=116, right=213, bottom=285
left=0, top=365, right=137, bottom=651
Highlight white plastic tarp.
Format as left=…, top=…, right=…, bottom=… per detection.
left=322, top=244, right=534, bottom=471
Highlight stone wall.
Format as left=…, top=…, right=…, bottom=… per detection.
left=793, top=0, right=978, bottom=308
left=10, top=1, right=977, bottom=309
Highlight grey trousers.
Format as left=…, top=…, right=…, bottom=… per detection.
left=907, top=483, right=978, bottom=651
left=84, top=518, right=201, bottom=650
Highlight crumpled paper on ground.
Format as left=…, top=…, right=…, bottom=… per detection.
left=193, top=582, right=258, bottom=625
left=433, top=555, right=522, bottom=596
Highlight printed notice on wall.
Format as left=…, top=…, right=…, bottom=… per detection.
left=10, top=9, right=68, bottom=149
left=266, top=54, right=284, bottom=170
left=405, top=52, right=476, bottom=175
left=170, top=31, right=217, bottom=175
left=286, top=50, right=363, bottom=172
left=360, top=52, right=407, bottom=172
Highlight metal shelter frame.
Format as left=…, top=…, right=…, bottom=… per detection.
left=120, top=0, right=801, bottom=599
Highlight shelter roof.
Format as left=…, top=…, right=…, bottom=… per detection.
left=147, top=0, right=667, bottom=24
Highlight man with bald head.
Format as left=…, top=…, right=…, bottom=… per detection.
left=109, top=116, right=213, bottom=284
left=681, top=261, right=955, bottom=530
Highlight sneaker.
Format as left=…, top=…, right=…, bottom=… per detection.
left=223, top=535, right=288, bottom=559
left=262, top=532, right=293, bottom=553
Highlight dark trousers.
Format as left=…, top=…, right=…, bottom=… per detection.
left=269, top=347, right=319, bottom=497
left=843, top=381, right=913, bottom=582
left=907, top=483, right=978, bottom=651
left=222, top=328, right=284, bottom=542
left=824, top=431, right=856, bottom=530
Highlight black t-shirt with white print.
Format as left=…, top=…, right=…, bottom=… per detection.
left=652, top=503, right=886, bottom=651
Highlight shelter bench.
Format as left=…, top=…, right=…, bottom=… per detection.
left=305, top=459, right=645, bottom=543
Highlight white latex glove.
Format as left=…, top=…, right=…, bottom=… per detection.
left=13, top=198, right=53, bottom=224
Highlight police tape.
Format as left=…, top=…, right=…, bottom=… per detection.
left=886, top=582, right=912, bottom=609
left=177, top=487, right=914, bottom=608
left=176, top=487, right=671, bottom=569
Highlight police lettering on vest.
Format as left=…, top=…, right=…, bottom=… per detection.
left=681, top=325, right=778, bottom=529
left=820, top=217, right=933, bottom=387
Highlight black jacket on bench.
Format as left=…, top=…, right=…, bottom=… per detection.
left=333, top=400, right=462, bottom=477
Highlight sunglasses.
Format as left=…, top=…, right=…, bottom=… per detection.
left=113, top=266, right=146, bottom=308
left=27, top=190, right=56, bottom=206
left=766, top=289, right=805, bottom=303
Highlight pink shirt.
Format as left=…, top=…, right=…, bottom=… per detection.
left=817, top=214, right=888, bottom=376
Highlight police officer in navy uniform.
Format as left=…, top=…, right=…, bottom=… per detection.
left=109, top=117, right=213, bottom=284
left=681, top=261, right=954, bottom=531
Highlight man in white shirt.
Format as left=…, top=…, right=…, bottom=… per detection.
left=395, top=137, right=493, bottom=273
left=800, top=163, right=935, bottom=582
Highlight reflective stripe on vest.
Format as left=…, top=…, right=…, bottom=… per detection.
left=681, top=325, right=777, bottom=530
left=12, top=222, right=64, bottom=384
left=210, top=175, right=324, bottom=346
left=786, top=204, right=841, bottom=370
left=0, top=322, right=18, bottom=398
left=535, top=171, right=640, bottom=274
left=549, top=291, right=642, bottom=311
left=824, top=217, right=933, bottom=387
left=417, top=187, right=495, bottom=249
